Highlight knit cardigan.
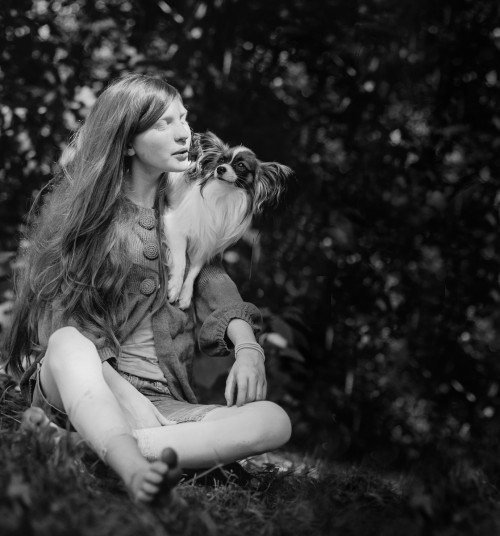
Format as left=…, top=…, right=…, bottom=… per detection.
left=19, top=201, right=262, bottom=404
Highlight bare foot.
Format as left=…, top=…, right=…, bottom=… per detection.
left=21, top=407, right=59, bottom=434
left=20, top=407, right=83, bottom=447
left=128, top=447, right=182, bottom=503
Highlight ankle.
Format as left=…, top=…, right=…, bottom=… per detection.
left=103, top=433, right=148, bottom=480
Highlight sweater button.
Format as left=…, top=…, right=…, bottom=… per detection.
left=139, top=213, right=155, bottom=230
left=143, top=242, right=159, bottom=260
left=140, top=278, right=156, bottom=295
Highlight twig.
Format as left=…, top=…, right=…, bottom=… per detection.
left=0, top=411, right=21, bottom=424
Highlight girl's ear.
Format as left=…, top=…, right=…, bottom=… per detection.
left=126, top=146, right=135, bottom=156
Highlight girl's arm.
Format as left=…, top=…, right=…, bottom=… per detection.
left=224, top=318, right=267, bottom=407
left=194, top=260, right=262, bottom=356
left=193, top=260, right=266, bottom=406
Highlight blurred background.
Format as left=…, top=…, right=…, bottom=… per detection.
left=0, top=0, right=499, bottom=470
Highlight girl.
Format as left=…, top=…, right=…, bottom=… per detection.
left=3, top=74, right=292, bottom=503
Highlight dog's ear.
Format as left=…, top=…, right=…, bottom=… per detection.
left=188, top=131, right=201, bottom=161
left=254, top=162, right=294, bottom=213
left=200, top=131, right=228, bottom=153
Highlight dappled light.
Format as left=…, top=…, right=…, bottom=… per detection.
left=1, top=1, right=500, bottom=533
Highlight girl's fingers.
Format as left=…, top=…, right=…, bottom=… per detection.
left=256, top=380, right=266, bottom=401
left=246, top=379, right=257, bottom=403
left=225, top=371, right=236, bottom=406
left=236, top=377, right=248, bottom=407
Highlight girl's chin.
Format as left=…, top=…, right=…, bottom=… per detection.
left=166, top=161, right=191, bottom=172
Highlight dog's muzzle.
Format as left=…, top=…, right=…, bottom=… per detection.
left=216, top=165, right=227, bottom=176
left=216, top=164, right=237, bottom=182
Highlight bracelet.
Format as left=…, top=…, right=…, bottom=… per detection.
left=234, top=342, right=266, bottom=362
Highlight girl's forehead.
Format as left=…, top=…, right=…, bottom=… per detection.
left=160, top=99, right=187, bottom=119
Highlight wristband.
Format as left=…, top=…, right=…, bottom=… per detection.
left=234, top=342, right=266, bottom=362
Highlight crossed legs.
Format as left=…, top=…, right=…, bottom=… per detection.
left=27, top=326, right=292, bottom=496
left=133, top=402, right=292, bottom=467
left=93, top=350, right=292, bottom=468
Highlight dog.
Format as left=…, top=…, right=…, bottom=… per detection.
left=163, top=131, right=293, bottom=309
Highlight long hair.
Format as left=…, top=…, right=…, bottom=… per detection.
left=4, top=74, right=181, bottom=377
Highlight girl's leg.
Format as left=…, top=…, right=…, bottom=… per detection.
left=101, top=362, right=176, bottom=428
left=36, top=326, right=179, bottom=502
left=133, top=401, right=292, bottom=468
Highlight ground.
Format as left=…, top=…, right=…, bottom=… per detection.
left=1, top=372, right=499, bottom=536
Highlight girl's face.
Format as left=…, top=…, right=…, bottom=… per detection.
left=130, top=98, right=191, bottom=176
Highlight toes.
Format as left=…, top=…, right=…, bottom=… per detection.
left=21, top=407, right=50, bottom=430
left=145, top=464, right=168, bottom=484
left=132, top=449, right=182, bottom=504
left=135, top=489, right=154, bottom=503
left=160, top=448, right=182, bottom=489
left=165, top=465, right=183, bottom=487
left=141, top=481, right=161, bottom=496
left=161, top=447, right=178, bottom=468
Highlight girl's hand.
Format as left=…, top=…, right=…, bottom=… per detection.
left=225, top=348, right=267, bottom=407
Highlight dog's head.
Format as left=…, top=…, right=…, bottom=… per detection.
left=190, top=131, right=293, bottom=213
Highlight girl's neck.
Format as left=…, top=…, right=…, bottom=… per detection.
left=124, top=170, right=160, bottom=209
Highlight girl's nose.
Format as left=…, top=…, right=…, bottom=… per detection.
left=175, top=122, right=190, bottom=142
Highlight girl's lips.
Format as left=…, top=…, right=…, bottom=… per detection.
left=174, top=151, right=188, bottom=160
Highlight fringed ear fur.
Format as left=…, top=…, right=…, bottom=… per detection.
left=192, top=131, right=231, bottom=181
left=186, top=131, right=230, bottom=181
left=254, top=162, right=294, bottom=213
left=199, top=131, right=229, bottom=153
left=188, top=131, right=201, bottom=161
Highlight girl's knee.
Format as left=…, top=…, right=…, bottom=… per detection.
left=46, top=327, right=98, bottom=370
left=263, top=401, right=292, bottom=445
left=246, top=401, right=292, bottom=449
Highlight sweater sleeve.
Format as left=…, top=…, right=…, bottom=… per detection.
left=194, top=260, right=262, bottom=356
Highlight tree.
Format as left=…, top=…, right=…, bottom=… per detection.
left=1, top=0, right=499, bottom=462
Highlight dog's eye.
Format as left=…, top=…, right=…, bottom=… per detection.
left=237, top=162, right=246, bottom=169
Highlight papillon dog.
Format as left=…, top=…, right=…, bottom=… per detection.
left=163, top=131, right=293, bottom=309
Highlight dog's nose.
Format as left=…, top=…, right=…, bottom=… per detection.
left=216, top=165, right=226, bottom=176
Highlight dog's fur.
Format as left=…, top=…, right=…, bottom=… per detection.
left=163, top=131, right=293, bottom=309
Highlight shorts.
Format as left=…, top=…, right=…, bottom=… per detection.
left=30, top=364, right=72, bottom=430
left=118, top=371, right=220, bottom=423
left=29, top=363, right=221, bottom=430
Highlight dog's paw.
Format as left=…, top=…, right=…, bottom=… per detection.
left=168, top=278, right=183, bottom=303
left=178, top=295, right=192, bottom=310
left=178, top=285, right=194, bottom=310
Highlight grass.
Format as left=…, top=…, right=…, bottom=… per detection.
left=1, top=372, right=500, bottom=536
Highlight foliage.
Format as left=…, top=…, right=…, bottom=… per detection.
left=0, top=373, right=411, bottom=536
left=1, top=0, right=499, bottom=464
left=4, top=377, right=500, bottom=536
